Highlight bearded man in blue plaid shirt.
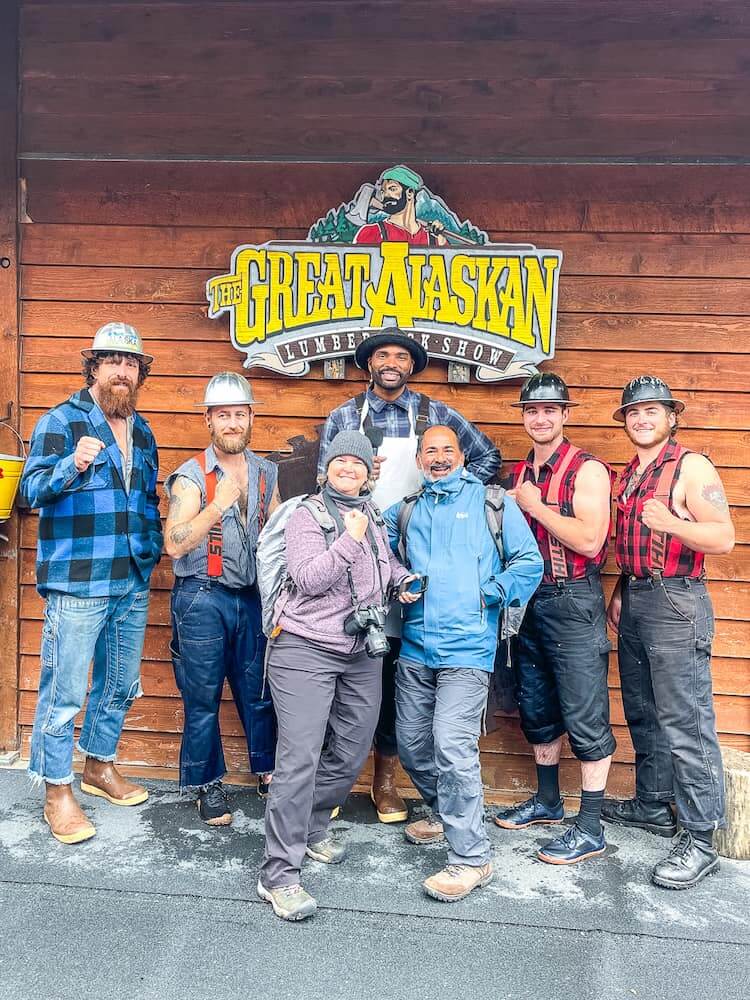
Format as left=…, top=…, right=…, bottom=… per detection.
left=20, top=323, right=163, bottom=845
left=317, top=329, right=500, bottom=825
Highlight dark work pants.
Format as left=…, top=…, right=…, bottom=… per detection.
left=261, top=632, right=382, bottom=888
left=374, top=638, right=400, bottom=757
left=618, top=576, right=725, bottom=831
left=513, top=576, right=616, bottom=761
left=170, top=578, right=276, bottom=788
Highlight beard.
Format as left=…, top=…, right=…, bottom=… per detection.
left=212, top=428, right=252, bottom=455
left=98, top=380, right=139, bottom=418
left=370, top=366, right=410, bottom=391
left=625, top=423, right=672, bottom=449
left=382, top=190, right=408, bottom=215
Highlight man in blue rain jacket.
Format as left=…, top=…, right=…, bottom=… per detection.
left=384, top=424, right=542, bottom=903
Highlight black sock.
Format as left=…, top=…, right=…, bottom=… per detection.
left=536, top=763, right=560, bottom=807
left=692, top=829, right=714, bottom=847
left=576, top=789, right=605, bottom=837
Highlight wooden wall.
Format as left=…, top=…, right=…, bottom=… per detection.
left=10, top=0, right=750, bottom=797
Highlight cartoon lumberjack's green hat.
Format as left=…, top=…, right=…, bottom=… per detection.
left=380, top=165, right=423, bottom=191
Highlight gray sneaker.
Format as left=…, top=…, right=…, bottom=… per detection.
left=256, top=880, right=317, bottom=921
left=305, top=835, right=347, bottom=864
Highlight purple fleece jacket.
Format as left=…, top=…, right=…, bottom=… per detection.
left=277, top=501, right=409, bottom=654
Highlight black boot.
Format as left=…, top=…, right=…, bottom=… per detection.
left=651, top=830, right=720, bottom=889
left=601, top=797, right=676, bottom=837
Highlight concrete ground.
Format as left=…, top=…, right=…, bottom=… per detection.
left=0, top=769, right=748, bottom=1000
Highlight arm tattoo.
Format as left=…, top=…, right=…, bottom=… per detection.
left=169, top=524, right=192, bottom=546
left=701, top=482, right=729, bottom=512
left=168, top=493, right=183, bottom=519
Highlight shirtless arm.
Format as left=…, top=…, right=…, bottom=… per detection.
left=164, top=473, right=240, bottom=559
left=510, top=459, right=611, bottom=559
left=641, top=453, right=734, bottom=556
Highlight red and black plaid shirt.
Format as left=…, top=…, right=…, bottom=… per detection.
left=615, top=438, right=704, bottom=578
left=513, top=439, right=610, bottom=584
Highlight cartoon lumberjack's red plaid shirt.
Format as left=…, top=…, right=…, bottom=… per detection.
left=513, top=439, right=610, bottom=584
left=615, top=438, right=704, bottom=578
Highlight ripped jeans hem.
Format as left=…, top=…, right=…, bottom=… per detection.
left=75, top=743, right=118, bottom=763
left=28, top=768, right=74, bottom=787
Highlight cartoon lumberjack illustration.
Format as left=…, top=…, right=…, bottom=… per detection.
left=352, top=166, right=449, bottom=247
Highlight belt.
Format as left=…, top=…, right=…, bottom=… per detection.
left=623, top=574, right=704, bottom=589
left=534, top=574, right=601, bottom=594
left=174, top=576, right=257, bottom=595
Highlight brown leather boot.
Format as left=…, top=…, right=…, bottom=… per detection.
left=43, top=784, right=96, bottom=845
left=370, top=752, right=408, bottom=823
left=423, top=863, right=494, bottom=902
left=80, top=759, right=149, bottom=806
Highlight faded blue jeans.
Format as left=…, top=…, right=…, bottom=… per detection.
left=396, top=660, right=492, bottom=867
left=29, top=584, right=150, bottom=785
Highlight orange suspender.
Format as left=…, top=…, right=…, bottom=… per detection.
left=195, top=451, right=268, bottom=579
left=647, top=455, right=681, bottom=575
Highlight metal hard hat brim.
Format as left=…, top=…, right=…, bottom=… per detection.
left=81, top=346, right=154, bottom=364
left=510, top=398, right=579, bottom=408
left=195, top=399, right=263, bottom=407
left=612, top=397, right=685, bottom=422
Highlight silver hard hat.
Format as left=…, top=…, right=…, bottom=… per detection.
left=197, top=371, right=262, bottom=408
left=81, top=322, right=154, bottom=364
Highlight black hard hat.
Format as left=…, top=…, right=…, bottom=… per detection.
left=510, top=372, right=578, bottom=408
left=613, top=375, right=685, bottom=422
left=354, top=328, right=428, bottom=374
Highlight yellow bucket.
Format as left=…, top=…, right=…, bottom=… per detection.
left=0, top=423, right=26, bottom=521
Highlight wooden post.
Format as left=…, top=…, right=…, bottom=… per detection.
left=0, top=0, right=20, bottom=751
left=715, top=748, right=750, bottom=861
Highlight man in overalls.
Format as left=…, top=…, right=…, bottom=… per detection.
left=164, top=372, right=280, bottom=825
left=605, top=376, right=734, bottom=888
left=318, top=329, right=500, bottom=822
left=494, top=373, right=616, bottom=865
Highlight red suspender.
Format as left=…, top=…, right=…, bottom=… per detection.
left=647, top=452, right=683, bottom=575
left=196, top=451, right=223, bottom=577
left=544, top=445, right=583, bottom=580
left=195, top=452, right=269, bottom=579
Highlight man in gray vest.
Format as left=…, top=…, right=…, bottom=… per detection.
left=165, top=372, right=280, bottom=825
left=318, top=329, right=501, bottom=823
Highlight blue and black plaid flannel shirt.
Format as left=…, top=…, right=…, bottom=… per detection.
left=317, top=386, right=501, bottom=482
left=20, top=389, right=163, bottom=598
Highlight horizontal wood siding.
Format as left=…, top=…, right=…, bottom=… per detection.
left=12, top=0, right=750, bottom=794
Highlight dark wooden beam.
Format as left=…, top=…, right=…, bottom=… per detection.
left=0, top=0, right=20, bottom=751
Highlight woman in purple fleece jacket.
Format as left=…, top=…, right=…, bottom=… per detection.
left=258, top=431, right=416, bottom=922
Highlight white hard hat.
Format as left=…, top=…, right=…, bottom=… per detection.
left=197, top=371, right=262, bottom=408
left=81, top=322, right=154, bottom=364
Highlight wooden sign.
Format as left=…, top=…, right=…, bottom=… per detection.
left=207, top=165, right=562, bottom=382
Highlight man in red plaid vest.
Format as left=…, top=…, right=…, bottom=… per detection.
left=604, top=376, right=734, bottom=889
left=494, top=373, right=616, bottom=866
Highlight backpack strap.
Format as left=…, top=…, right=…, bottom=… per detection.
left=300, top=494, right=339, bottom=549
left=195, top=450, right=222, bottom=578
left=484, top=485, right=506, bottom=565
left=647, top=447, right=688, bottom=576
left=414, top=392, right=431, bottom=437
left=396, top=487, right=424, bottom=565
left=544, top=445, right=583, bottom=581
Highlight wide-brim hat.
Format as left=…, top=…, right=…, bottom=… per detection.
left=354, top=330, right=428, bottom=374
left=81, top=322, right=154, bottom=365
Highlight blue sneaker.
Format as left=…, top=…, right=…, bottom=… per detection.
left=494, top=795, right=565, bottom=830
left=537, top=824, right=606, bottom=865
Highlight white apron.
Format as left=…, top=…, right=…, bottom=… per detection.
left=359, top=398, right=423, bottom=637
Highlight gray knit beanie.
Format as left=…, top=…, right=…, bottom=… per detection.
left=324, top=430, right=374, bottom=473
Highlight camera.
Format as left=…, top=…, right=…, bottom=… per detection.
left=343, top=604, right=390, bottom=659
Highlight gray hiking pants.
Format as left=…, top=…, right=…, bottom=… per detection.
left=396, top=659, right=492, bottom=867
left=260, top=631, right=381, bottom=888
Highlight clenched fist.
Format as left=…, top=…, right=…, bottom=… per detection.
left=344, top=509, right=369, bottom=542
left=74, top=436, right=105, bottom=473
left=510, top=480, right=543, bottom=515
left=641, top=499, right=676, bottom=534
left=213, top=473, right=242, bottom=513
